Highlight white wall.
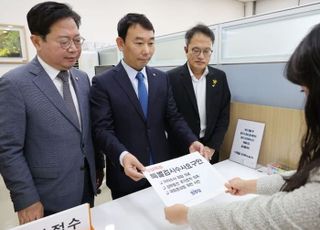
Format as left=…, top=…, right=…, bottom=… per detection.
left=0, top=0, right=244, bottom=76
left=2, top=0, right=319, bottom=76
left=255, top=0, right=320, bottom=14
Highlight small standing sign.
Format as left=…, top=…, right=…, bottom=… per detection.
left=229, top=119, right=265, bottom=169
left=10, top=203, right=93, bottom=230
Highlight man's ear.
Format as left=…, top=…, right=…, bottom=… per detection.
left=184, top=46, right=188, bottom=54
left=30, top=35, right=42, bottom=51
left=116, top=37, right=124, bottom=51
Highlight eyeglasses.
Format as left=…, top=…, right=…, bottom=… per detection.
left=58, top=36, right=85, bottom=50
left=191, top=47, right=213, bottom=57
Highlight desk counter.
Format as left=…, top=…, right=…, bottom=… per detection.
left=91, top=160, right=265, bottom=230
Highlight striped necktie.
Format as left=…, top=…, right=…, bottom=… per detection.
left=57, top=71, right=79, bottom=127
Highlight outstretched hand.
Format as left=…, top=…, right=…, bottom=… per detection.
left=123, top=153, right=145, bottom=181
left=189, top=141, right=205, bottom=156
left=164, top=204, right=189, bottom=225
left=225, top=177, right=257, bottom=196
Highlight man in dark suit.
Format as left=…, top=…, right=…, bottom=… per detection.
left=90, top=13, right=208, bottom=199
left=167, top=24, right=230, bottom=164
left=0, top=2, right=100, bottom=224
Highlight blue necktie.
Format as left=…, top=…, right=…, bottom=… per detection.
left=136, top=72, right=148, bottom=118
left=136, top=72, right=153, bottom=164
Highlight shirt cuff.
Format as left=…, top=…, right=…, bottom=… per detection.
left=119, top=151, right=130, bottom=167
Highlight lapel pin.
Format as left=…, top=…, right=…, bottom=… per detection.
left=152, top=73, right=156, bottom=77
left=75, top=76, right=79, bottom=81
left=212, top=79, right=218, bottom=87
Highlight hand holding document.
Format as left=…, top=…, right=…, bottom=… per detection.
left=143, top=152, right=226, bottom=207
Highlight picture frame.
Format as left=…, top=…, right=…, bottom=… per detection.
left=0, top=24, right=28, bottom=64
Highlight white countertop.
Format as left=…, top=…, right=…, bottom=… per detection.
left=91, top=159, right=265, bottom=230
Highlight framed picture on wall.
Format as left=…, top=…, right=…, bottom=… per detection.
left=0, top=24, right=28, bottom=64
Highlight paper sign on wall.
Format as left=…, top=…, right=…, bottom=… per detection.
left=10, top=203, right=92, bottom=230
left=143, top=152, right=226, bottom=207
left=229, top=119, right=265, bottom=169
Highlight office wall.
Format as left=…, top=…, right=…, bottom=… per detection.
left=256, top=0, right=320, bottom=14
left=2, top=0, right=319, bottom=76
left=218, top=63, right=305, bottom=109
left=0, top=0, right=244, bottom=76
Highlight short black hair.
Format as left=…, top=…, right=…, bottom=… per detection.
left=27, top=1, right=81, bottom=39
left=185, top=24, right=215, bottom=46
left=117, top=13, right=154, bottom=41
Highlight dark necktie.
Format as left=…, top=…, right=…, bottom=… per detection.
left=57, top=71, right=79, bottom=127
left=136, top=72, right=148, bottom=118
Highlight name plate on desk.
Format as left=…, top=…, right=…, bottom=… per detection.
left=229, top=119, right=265, bottom=169
left=143, top=152, right=225, bottom=207
left=10, top=203, right=92, bottom=230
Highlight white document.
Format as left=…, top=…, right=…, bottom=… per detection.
left=229, top=119, right=265, bottom=169
left=143, top=152, right=226, bottom=207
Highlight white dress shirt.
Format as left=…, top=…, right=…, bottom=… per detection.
left=119, top=59, right=148, bottom=166
left=37, top=56, right=81, bottom=129
left=187, top=63, right=209, bottom=138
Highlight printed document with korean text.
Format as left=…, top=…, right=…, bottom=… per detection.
left=143, top=152, right=226, bottom=206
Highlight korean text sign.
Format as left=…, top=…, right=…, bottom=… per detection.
left=143, top=152, right=226, bottom=207
left=10, top=203, right=92, bottom=230
left=229, top=119, right=265, bottom=168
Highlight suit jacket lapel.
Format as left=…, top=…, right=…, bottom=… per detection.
left=31, top=58, right=81, bottom=131
left=205, top=71, right=216, bottom=134
left=113, top=63, right=145, bottom=121
left=70, top=69, right=84, bottom=132
left=146, top=67, right=158, bottom=123
left=181, top=64, right=198, bottom=114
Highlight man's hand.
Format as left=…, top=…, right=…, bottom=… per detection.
left=17, top=201, right=44, bottom=225
left=96, top=168, right=104, bottom=190
left=189, top=141, right=204, bottom=155
left=203, top=146, right=215, bottom=161
left=123, top=153, right=145, bottom=181
left=164, top=204, right=189, bottom=225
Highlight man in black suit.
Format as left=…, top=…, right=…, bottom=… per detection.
left=167, top=24, right=230, bottom=164
left=90, top=14, right=209, bottom=199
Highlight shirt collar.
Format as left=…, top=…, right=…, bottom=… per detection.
left=37, top=56, right=65, bottom=80
left=121, top=59, right=147, bottom=81
left=187, top=62, right=209, bottom=82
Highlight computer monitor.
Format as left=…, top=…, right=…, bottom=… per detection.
left=94, top=65, right=114, bottom=75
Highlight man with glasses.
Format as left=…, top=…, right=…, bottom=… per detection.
left=167, top=24, right=231, bottom=164
left=0, top=1, right=101, bottom=224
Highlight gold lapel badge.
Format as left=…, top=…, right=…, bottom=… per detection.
left=212, top=79, right=218, bottom=87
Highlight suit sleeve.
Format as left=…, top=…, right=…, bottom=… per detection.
left=82, top=74, right=105, bottom=171
left=165, top=74, right=198, bottom=149
left=208, top=73, right=230, bottom=151
left=90, top=76, right=126, bottom=167
left=0, top=76, right=40, bottom=211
